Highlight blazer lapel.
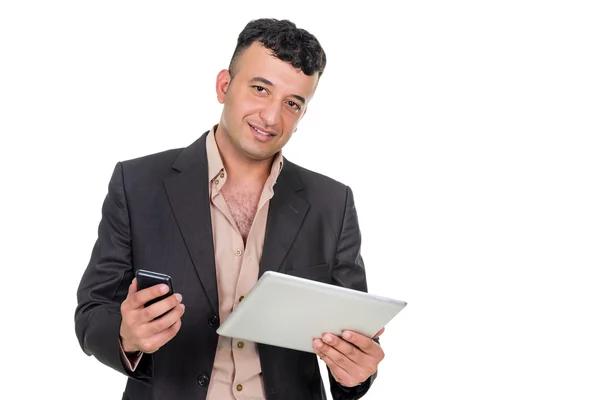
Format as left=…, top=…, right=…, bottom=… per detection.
left=163, top=132, right=219, bottom=314
left=259, top=161, right=310, bottom=277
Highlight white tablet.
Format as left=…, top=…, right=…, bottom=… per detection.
left=216, top=271, right=407, bottom=353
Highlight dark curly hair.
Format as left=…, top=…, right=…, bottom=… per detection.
left=228, top=18, right=327, bottom=79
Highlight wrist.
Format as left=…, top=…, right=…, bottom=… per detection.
left=120, top=335, right=139, bottom=354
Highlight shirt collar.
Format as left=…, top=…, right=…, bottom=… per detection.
left=206, top=125, right=284, bottom=189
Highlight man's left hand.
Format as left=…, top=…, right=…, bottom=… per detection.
left=313, top=327, right=385, bottom=388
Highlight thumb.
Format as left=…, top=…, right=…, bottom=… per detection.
left=127, top=277, right=138, bottom=297
left=373, top=327, right=385, bottom=339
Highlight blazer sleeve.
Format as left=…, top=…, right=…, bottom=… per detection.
left=328, top=186, right=379, bottom=400
left=74, top=162, right=152, bottom=382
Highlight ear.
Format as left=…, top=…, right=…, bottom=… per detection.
left=299, top=107, right=308, bottom=120
left=293, top=108, right=308, bottom=133
left=216, top=69, right=231, bottom=104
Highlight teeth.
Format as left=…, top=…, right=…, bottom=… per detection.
left=253, top=126, right=272, bottom=136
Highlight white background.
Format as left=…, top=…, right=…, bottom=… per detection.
left=1, top=1, right=599, bottom=399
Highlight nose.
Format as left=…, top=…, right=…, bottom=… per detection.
left=259, top=99, right=282, bottom=128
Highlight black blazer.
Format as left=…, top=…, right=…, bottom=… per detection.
left=75, top=132, right=377, bottom=400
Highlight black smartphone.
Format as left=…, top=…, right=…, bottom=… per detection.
left=135, top=269, right=174, bottom=308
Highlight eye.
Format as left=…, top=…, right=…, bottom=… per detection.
left=287, top=101, right=301, bottom=111
left=253, top=85, right=267, bottom=93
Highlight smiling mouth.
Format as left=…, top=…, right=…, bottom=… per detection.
left=249, top=123, right=276, bottom=137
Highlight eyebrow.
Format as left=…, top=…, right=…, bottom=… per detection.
left=249, top=76, right=306, bottom=105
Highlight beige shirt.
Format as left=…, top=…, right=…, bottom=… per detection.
left=120, top=127, right=283, bottom=400
left=206, top=127, right=283, bottom=400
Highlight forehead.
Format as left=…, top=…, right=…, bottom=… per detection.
left=234, top=42, right=319, bottom=100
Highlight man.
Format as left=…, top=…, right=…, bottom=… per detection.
left=75, top=18, right=384, bottom=400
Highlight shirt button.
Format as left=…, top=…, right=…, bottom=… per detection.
left=235, top=249, right=242, bottom=257
left=220, top=172, right=225, bottom=178
left=239, top=295, right=245, bottom=302
left=214, top=179, right=219, bottom=185
left=236, top=384, right=243, bottom=392
left=237, top=341, right=245, bottom=349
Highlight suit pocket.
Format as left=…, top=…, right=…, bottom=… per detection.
left=285, top=262, right=331, bottom=283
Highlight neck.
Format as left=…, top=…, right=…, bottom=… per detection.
left=214, top=125, right=274, bottom=184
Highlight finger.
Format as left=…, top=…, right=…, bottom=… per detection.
left=315, top=349, right=356, bottom=387
left=131, top=283, right=171, bottom=309
left=141, top=294, right=183, bottom=324
left=313, top=338, right=353, bottom=374
left=341, top=330, right=383, bottom=358
left=317, top=343, right=374, bottom=387
left=373, top=327, right=385, bottom=339
left=320, top=333, right=365, bottom=364
left=145, top=302, right=185, bottom=335
left=143, top=317, right=183, bottom=353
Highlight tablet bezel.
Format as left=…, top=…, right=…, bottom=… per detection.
left=216, top=271, right=407, bottom=353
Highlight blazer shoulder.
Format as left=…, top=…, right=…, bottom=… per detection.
left=118, top=147, right=184, bottom=182
left=122, top=147, right=183, bottom=169
left=284, top=159, right=349, bottom=199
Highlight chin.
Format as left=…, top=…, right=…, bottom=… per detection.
left=241, top=146, right=275, bottom=162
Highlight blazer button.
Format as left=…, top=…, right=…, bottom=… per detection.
left=197, top=374, right=210, bottom=387
left=208, top=315, right=219, bottom=328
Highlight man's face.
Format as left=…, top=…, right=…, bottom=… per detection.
left=216, top=42, right=319, bottom=162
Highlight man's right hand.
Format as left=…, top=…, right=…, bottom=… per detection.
left=119, top=278, right=185, bottom=354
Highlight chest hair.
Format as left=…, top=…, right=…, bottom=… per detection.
left=221, top=183, right=262, bottom=243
